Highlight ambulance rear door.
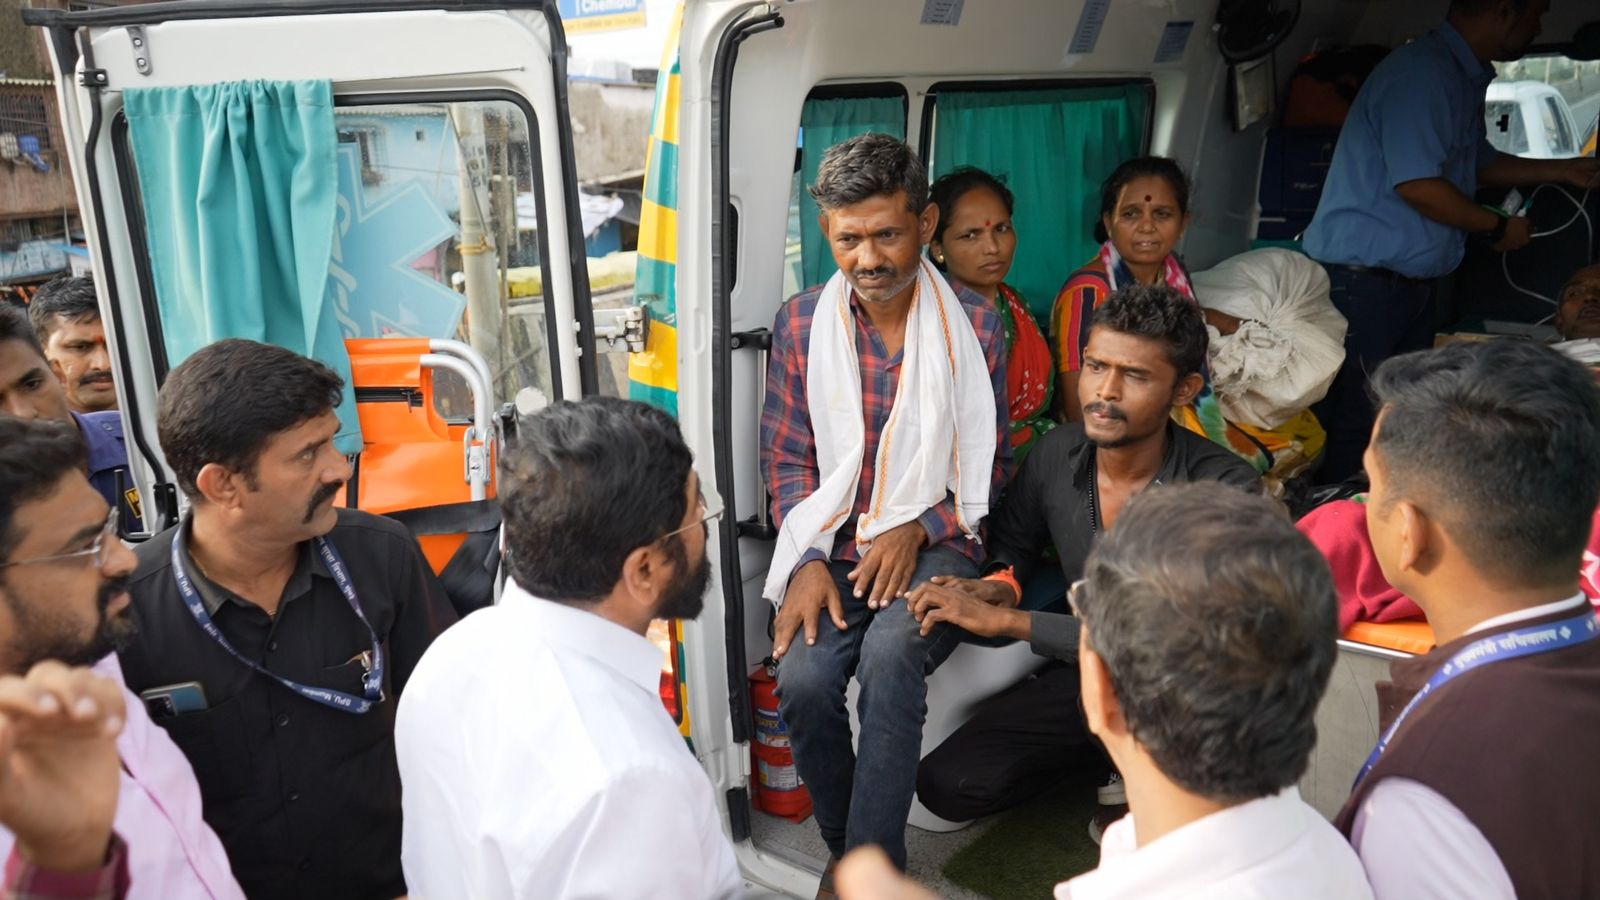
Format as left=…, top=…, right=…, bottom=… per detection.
left=25, top=0, right=599, bottom=532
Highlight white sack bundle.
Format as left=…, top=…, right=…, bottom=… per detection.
left=1190, top=248, right=1347, bottom=430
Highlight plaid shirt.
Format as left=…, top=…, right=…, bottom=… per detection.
left=761, top=281, right=1010, bottom=569
left=3, top=836, right=129, bottom=900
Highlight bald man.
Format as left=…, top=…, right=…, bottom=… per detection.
left=1555, top=264, right=1600, bottom=342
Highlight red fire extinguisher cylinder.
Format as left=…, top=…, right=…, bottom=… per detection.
left=749, top=660, right=813, bottom=823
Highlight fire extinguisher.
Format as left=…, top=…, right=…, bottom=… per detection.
left=749, top=657, right=813, bottom=822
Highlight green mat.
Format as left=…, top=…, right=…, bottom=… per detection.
left=940, top=772, right=1104, bottom=899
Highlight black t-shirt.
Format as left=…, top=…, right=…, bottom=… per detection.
left=121, top=508, right=457, bottom=900
left=985, top=422, right=1262, bottom=661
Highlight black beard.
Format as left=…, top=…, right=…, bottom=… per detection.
left=9, top=575, right=139, bottom=671
left=656, top=537, right=712, bottom=621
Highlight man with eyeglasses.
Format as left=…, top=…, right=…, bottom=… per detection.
left=396, top=397, right=740, bottom=900
left=0, top=416, right=244, bottom=899
left=837, top=484, right=1372, bottom=899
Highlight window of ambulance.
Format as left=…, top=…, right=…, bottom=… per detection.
left=116, top=96, right=562, bottom=422
left=1487, top=55, right=1600, bottom=159
left=331, top=99, right=559, bottom=416
left=114, top=96, right=559, bottom=614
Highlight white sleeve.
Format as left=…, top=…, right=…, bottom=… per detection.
left=1351, top=777, right=1514, bottom=900
left=529, top=764, right=742, bottom=900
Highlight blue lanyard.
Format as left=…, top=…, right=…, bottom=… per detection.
left=171, top=531, right=385, bottom=715
left=1354, top=608, right=1598, bottom=787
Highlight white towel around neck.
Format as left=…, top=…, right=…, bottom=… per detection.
left=763, top=258, right=996, bottom=609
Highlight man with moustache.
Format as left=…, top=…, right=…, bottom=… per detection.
left=30, top=276, right=119, bottom=414
left=396, top=398, right=741, bottom=899
left=761, top=133, right=1008, bottom=879
left=119, top=339, right=456, bottom=900
left=0, top=305, right=140, bottom=530
left=1554, top=264, right=1600, bottom=342
left=0, top=416, right=244, bottom=899
left=1551, top=264, right=1600, bottom=370
left=909, top=284, right=1261, bottom=837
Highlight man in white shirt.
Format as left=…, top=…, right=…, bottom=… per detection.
left=837, top=483, right=1373, bottom=900
left=396, top=397, right=741, bottom=900
left=1338, top=339, right=1600, bottom=899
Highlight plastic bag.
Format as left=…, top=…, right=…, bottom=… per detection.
left=1191, top=249, right=1347, bottom=430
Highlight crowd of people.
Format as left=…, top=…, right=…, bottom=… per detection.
left=1, top=0, right=1599, bottom=897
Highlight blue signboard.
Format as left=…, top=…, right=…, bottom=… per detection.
left=559, top=0, right=646, bottom=33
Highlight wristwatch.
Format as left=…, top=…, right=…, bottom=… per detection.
left=1483, top=214, right=1509, bottom=244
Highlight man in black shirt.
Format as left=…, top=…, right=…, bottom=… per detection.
left=908, top=284, right=1260, bottom=829
left=120, top=339, right=456, bottom=900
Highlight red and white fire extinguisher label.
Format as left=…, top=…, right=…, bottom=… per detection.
left=758, top=758, right=802, bottom=792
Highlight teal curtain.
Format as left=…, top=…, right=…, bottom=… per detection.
left=931, top=86, right=1148, bottom=326
left=799, top=96, right=907, bottom=288
left=125, top=80, right=362, bottom=453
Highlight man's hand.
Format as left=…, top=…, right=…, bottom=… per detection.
left=1560, top=157, right=1600, bottom=191
left=907, top=579, right=1029, bottom=640
left=1492, top=215, right=1532, bottom=253
left=836, top=846, right=938, bottom=900
left=0, top=661, right=125, bottom=872
left=847, top=521, right=928, bottom=609
left=773, top=560, right=847, bottom=660
left=923, top=574, right=1021, bottom=608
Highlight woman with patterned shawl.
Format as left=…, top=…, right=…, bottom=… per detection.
left=929, top=167, right=1056, bottom=466
left=1052, top=156, right=1323, bottom=476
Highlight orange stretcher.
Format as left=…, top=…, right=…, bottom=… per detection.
left=1342, top=618, right=1436, bottom=656
left=341, top=337, right=500, bottom=615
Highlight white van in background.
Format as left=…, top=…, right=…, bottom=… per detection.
left=1486, top=79, right=1585, bottom=158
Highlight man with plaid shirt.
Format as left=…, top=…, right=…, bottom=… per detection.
left=761, top=133, right=1008, bottom=882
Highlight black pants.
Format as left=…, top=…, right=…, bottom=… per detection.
left=915, top=661, right=1107, bottom=822
left=1312, top=263, right=1440, bottom=483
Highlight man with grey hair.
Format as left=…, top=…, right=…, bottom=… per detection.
left=836, top=483, right=1373, bottom=899
left=759, top=132, right=1008, bottom=880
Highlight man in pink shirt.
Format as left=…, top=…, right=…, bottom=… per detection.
left=0, top=659, right=129, bottom=900
left=0, top=417, right=242, bottom=900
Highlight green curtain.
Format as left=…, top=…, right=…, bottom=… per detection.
left=799, top=96, right=907, bottom=288
left=931, top=85, right=1148, bottom=326
left=125, top=80, right=362, bottom=453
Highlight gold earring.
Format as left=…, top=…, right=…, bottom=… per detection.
left=933, top=251, right=945, bottom=263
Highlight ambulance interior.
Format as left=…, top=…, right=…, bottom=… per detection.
left=19, top=0, right=1600, bottom=896
left=686, top=0, right=1599, bottom=893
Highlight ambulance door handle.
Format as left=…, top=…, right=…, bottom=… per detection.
left=729, top=329, right=776, bottom=541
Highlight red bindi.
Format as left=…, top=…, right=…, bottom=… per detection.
left=1144, top=195, right=1152, bottom=202
left=985, top=219, right=992, bottom=228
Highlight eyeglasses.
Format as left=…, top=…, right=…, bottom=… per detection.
left=1, top=508, right=119, bottom=570
left=1068, top=578, right=1087, bottom=618
left=656, top=493, right=725, bottom=545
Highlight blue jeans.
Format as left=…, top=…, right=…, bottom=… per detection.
left=774, top=544, right=978, bottom=869
left=1311, top=264, right=1439, bottom=483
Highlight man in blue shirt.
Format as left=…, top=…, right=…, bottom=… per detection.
left=0, top=303, right=143, bottom=531
left=1304, top=0, right=1600, bottom=482
left=29, top=276, right=119, bottom=414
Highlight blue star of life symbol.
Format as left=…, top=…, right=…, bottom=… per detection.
left=325, top=144, right=466, bottom=340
